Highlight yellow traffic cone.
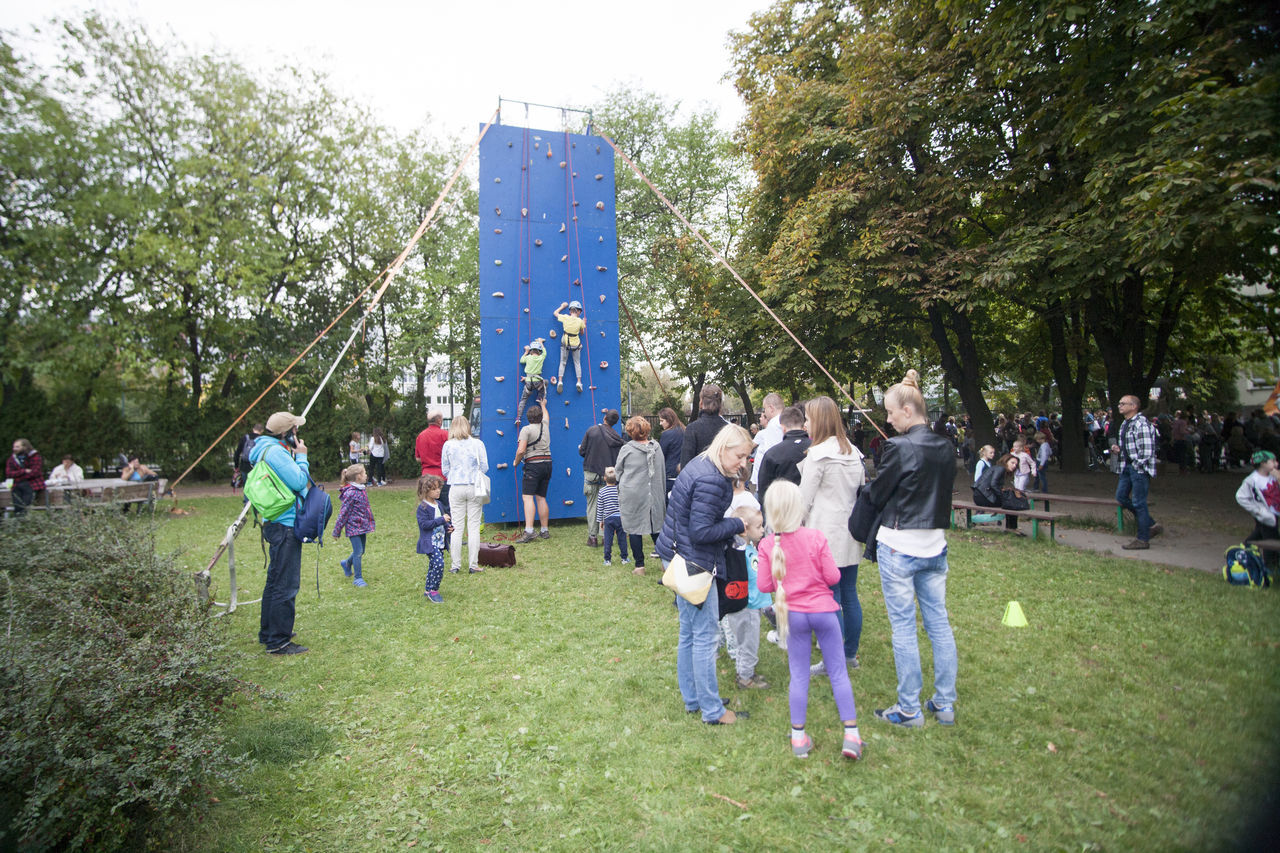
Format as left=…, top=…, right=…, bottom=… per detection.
left=1002, top=601, right=1028, bottom=628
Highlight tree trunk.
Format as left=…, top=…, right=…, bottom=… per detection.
left=925, top=302, right=996, bottom=451
left=731, top=378, right=756, bottom=428
left=687, top=371, right=706, bottom=422
left=1045, top=299, right=1090, bottom=473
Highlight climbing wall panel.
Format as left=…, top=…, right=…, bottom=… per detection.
left=477, top=123, right=621, bottom=524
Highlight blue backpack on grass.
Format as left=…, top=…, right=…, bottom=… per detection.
left=1223, top=543, right=1271, bottom=588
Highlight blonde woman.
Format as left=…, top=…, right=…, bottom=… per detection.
left=756, top=480, right=862, bottom=760
left=861, top=370, right=958, bottom=728
left=440, top=416, right=489, bottom=574
left=656, top=424, right=753, bottom=725
left=798, top=395, right=866, bottom=674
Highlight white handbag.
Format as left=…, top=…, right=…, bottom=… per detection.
left=475, top=471, right=491, bottom=505
left=660, top=553, right=714, bottom=605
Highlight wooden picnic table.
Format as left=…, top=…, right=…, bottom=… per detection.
left=0, top=478, right=169, bottom=516
left=1026, top=491, right=1127, bottom=532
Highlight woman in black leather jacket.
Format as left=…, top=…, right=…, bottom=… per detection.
left=865, top=369, right=960, bottom=729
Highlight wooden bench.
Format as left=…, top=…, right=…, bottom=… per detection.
left=1026, top=492, right=1127, bottom=532
left=1247, top=539, right=1280, bottom=554
left=951, top=499, right=1067, bottom=542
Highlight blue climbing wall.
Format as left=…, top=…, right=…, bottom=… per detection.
left=477, top=123, right=621, bottom=524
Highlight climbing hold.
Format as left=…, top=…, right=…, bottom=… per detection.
left=572, top=200, right=579, bottom=207
left=495, top=376, right=505, bottom=382
left=494, top=228, right=502, bottom=234
left=559, top=223, right=566, bottom=233
left=572, top=278, right=581, bottom=286
left=572, top=172, right=578, bottom=177
left=534, top=142, right=539, bottom=149
left=549, top=330, right=557, bottom=338
left=566, top=467, right=572, bottom=477
left=589, top=385, right=597, bottom=391
left=546, top=149, right=553, bottom=158
left=492, top=292, right=506, bottom=300
left=521, top=207, right=528, bottom=217
left=560, top=255, right=568, bottom=262
left=494, top=177, right=501, bottom=183
left=598, top=294, right=606, bottom=303
left=494, top=259, right=502, bottom=266
left=496, top=463, right=508, bottom=470
left=496, top=328, right=504, bottom=334
left=496, top=408, right=507, bottom=415
left=549, top=376, right=557, bottom=384
left=523, top=308, right=530, bottom=314
left=495, top=207, right=501, bottom=215
left=559, top=161, right=566, bottom=168
left=599, top=330, right=605, bottom=336
left=496, top=430, right=504, bottom=437
left=534, top=239, right=543, bottom=247
left=598, top=236, right=603, bottom=242
left=595, top=201, right=604, bottom=210
left=564, top=418, right=570, bottom=429
left=595, top=174, right=603, bottom=181
left=563, top=500, right=574, bottom=506
left=572, top=216, right=578, bottom=222
left=599, top=361, right=608, bottom=369
left=597, top=265, right=608, bottom=272
left=596, top=145, right=600, bottom=153
left=521, top=277, right=530, bottom=284
left=507, top=142, right=512, bottom=147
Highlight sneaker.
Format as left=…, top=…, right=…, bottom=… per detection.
left=849, top=654, right=861, bottom=670
left=1149, top=523, right=1165, bottom=539
left=340, top=559, right=352, bottom=577
left=925, top=699, right=955, bottom=726
left=449, top=567, right=459, bottom=574
left=539, top=530, right=550, bottom=539
left=766, top=629, right=780, bottom=646
left=353, top=578, right=368, bottom=588
left=650, top=551, right=660, bottom=559
left=425, top=591, right=443, bottom=603
left=603, top=559, right=612, bottom=566
left=576, top=383, right=582, bottom=392
left=842, top=733, right=865, bottom=760
left=515, top=530, right=538, bottom=544
left=810, top=661, right=827, bottom=678
left=621, top=557, right=630, bottom=565
left=469, top=566, right=484, bottom=574
left=267, top=641, right=308, bottom=655
left=874, top=704, right=924, bottom=728
left=736, top=674, right=770, bottom=690
left=556, top=382, right=564, bottom=394
left=791, top=732, right=813, bottom=758
left=1121, top=538, right=1150, bottom=550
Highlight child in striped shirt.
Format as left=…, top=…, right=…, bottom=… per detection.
left=596, top=468, right=627, bottom=566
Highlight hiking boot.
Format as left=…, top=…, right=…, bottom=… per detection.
left=926, top=699, right=956, bottom=726
left=791, top=732, right=813, bottom=758
left=539, top=530, right=550, bottom=539
left=874, top=704, right=924, bottom=728
left=1149, top=523, right=1164, bottom=539
left=267, top=641, right=308, bottom=655
left=842, top=733, right=864, bottom=760
left=587, top=535, right=599, bottom=547
left=515, top=530, right=538, bottom=544
left=1122, top=538, right=1150, bottom=550
left=736, top=674, right=770, bottom=690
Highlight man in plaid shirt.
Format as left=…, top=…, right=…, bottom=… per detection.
left=1110, top=395, right=1165, bottom=549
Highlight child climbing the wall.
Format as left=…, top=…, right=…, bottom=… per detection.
left=332, top=464, right=376, bottom=588
left=756, top=480, right=863, bottom=761
left=554, top=300, right=586, bottom=393
left=515, top=339, right=547, bottom=426
left=417, top=475, right=452, bottom=603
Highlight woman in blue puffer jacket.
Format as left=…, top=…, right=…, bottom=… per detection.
left=657, top=423, right=753, bottom=725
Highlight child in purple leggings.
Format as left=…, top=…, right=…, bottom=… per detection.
left=756, top=480, right=863, bottom=761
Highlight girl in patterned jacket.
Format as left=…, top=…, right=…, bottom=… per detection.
left=332, top=464, right=376, bottom=588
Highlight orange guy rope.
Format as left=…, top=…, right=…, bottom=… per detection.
left=597, top=132, right=887, bottom=441
left=617, top=290, right=670, bottom=400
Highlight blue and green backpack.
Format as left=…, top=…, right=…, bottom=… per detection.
left=1222, top=543, right=1271, bottom=588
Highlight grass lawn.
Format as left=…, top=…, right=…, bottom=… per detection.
left=157, top=491, right=1280, bottom=851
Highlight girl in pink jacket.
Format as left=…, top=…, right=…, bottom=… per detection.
left=332, top=464, right=376, bottom=588
left=757, top=480, right=862, bottom=761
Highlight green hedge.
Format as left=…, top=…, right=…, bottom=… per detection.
left=0, top=509, right=244, bottom=851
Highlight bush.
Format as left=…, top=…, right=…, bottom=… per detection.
left=0, top=509, right=245, bottom=851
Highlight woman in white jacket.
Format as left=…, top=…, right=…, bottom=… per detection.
left=799, top=396, right=866, bottom=673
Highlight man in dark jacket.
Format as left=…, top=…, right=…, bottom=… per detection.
left=579, top=411, right=624, bottom=546
left=756, top=406, right=809, bottom=506
left=681, top=383, right=729, bottom=470
left=233, top=423, right=263, bottom=490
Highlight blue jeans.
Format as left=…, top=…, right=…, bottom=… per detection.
left=673, top=566, right=725, bottom=721
left=602, top=516, right=627, bottom=561
left=1115, top=466, right=1153, bottom=540
left=345, top=533, right=366, bottom=580
left=259, top=521, right=302, bottom=649
left=877, top=544, right=958, bottom=715
left=829, top=563, right=861, bottom=659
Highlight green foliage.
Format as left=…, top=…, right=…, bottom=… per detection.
left=0, top=509, right=245, bottom=851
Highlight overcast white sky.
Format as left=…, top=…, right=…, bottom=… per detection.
left=0, top=0, right=770, bottom=138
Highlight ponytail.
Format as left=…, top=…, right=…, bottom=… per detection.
left=771, top=532, right=789, bottom=648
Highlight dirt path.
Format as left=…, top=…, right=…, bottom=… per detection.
left=167, top=465, right=1250, bottom=573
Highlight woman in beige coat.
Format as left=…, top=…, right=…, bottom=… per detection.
left=798, top=395, right=866, bottom=673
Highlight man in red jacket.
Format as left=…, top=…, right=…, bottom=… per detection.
left=415, top=410, right=450, bottom=546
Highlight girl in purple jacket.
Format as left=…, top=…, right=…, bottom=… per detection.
left=332, top=464, right=376, bottom=587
